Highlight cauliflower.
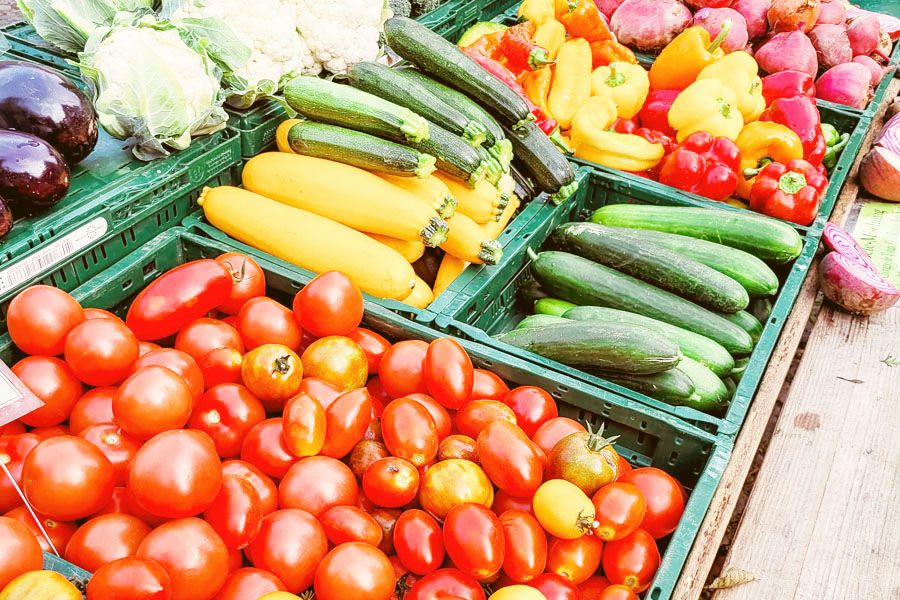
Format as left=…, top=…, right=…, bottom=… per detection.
left=292, top=0, right=390, bottom=75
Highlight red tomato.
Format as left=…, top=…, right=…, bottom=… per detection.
left=245, top=509, right=328, bottom=593
left=0, top=516, right=43, bottom=589
left=443, top=503, right=504, bottom=581
left=198, top=347, right=243, bottom=388
left=281, top=392, right=325, bottom=458
left=131, top=349, right=204, bottom=399
left=27, top=425, right=69, bottom=440
left=203, top=475, right=262, bottom=550
left=300, top=336, right=368, bottom=391
left=189, top=384, right=266, bottom=459
left=369, top=508, right=401, bottom=555
left=437, top=434, right=478, bottom=462
left=423, top=339, right=473, bottom=409
left=240, top=419, right=296, bottom=479
left=237, top=297, right=301, bottom=351
left=382, top=398, right=438, bottom=467
left=122, top=486, right=169, bottom=528
left=297, top=377, right=343, bottom=410
left=314, top=542, right=395, bottom=600
left=378, top=340, right=428, bottom=398
left=619, top=468, right=685, bottom=539
left=547, top=535, right=604, bottom=585
left=404, top=393, right=451, bottom=441
left=22, top=435, right=114, bottom=520
left=4, top=506, right=76, bottom=555
left=12, top=356, right=82, bottom=427
left=532, top=418, right=587, bottom=456
left=114, top=366, right=194, bottom=440
left=129, top=430, right=222, bottom=519
left=138, top=341, right=161, bottom=357
left=528, top=573, right=580, bottom=600
left=471, top=369, right=509, bottom=401
left=86, top=556, right=172, bottom=600
left=578, top=575, right=612, bottom=600
left=0, top=421, right=25, bottom=437
left=126, top=260, right=233, bottom=341
left=226, top=546, right=242, bottom=573
left=405, top=568, right=486, bottom=600
left=279, top=456, right=358, bottom=517
left=137, top=517, right=229, bottom=600
left=293, top=271, right=364, bottom=338
left=79, top=423, right=142, bottom=485
left=366, top=376, right=393, bottom=412
left=176, top=318, right=245, bottom=362
left=320, top=388, right=373, bottom=459
left=347, top=328, right=391, bottom=373
left=349, top=440, right=389, bottom=479
left=83, top=308, right=119, bottom=321
left=616, top=455, right=634, bottom=479
left=362, top=457, right=419, bottom=508
left=65, top=318, right=139, bottom=386
left=95, top=486, right=127, bottom=516
left=498, top=509, right=547, bottom=583
left=477, top=421, right=543, bottom=497
left=455, top=400, right=517, bottom=439
left=241, top=344, right=303, bottom=413
left=501, top=386, right=558, bottom=438
left=69, top=387, right=116, bottom=435
left=64, top=513, right=151, bottom=572
left=214, top=567, right=286, bottom=600
left=221, top=460, right=277, bottom=516
left=321, top=505, right=383, bottom=546
left=602, top=528, right=660, bottom=593
left=7, top=286, right=83, bottom=356
left=393, top=509, right=444, bottom=575
left=595, top=585, right=638, bottom=600
left=592, top=483, right=646, bottom=542
left=216, top=253, right=266, bottom=315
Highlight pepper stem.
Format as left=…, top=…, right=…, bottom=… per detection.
left=717, top=97, right=732, bottom=118
left=778, top=171, right=807, bottom=194
left=707, top=19, right=732, bottom=53
left=605, top=64, right=626, bottom=88
left=743, top=157, right=773, bottom=179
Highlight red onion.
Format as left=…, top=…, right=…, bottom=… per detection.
left=822, top=223, right=877, bottom=271
left=819, top=252, right=899, bottom=315
left=860, top=112, right=900, bottom=201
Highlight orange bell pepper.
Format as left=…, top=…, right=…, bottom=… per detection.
left=590, top=40, right=637, bottom=67
left=522, top=67, right=554, bottom=117
left=559, top=0, right=614, bottom=43
left=649, top=22, right=731, bottom=91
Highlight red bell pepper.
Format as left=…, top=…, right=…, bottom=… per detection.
left=761, top=70, right=815, bottom=106
left=612, top=118, right=676, bottom=153
left=760, top=96, right=826, bottom=167
left=638, top=89, right=679, bottom=137
left=499, top=22, right=553, bottom=72
left=748, top=159, right=827, bottom=226
left=658, top=132, right=742, bottom=201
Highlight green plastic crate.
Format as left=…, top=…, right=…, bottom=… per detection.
left=435, top=168, right=820, bottom=436
left=0, top=22, right=79, bottom=76
left=0, top=226, right=731, bottom=599
left=226, top=99, right=288, bottom=158
left=855, top=1, right=900, bottom=16
left=43, top=552, right=91, bottom=593
left=417, top=0, right=519, bottom=41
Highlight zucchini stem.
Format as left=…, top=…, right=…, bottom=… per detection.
left=437, top=194, right=458, bottom=219
left=478, top=239, right=503, bottom=265
left=420, top=216, right=450, bottom=247
left=463, top=121, right=489, bottom=147
left=415, top=153, right=437, bottom=178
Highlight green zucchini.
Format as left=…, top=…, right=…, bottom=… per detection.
left=503, top=121, right=577, bottom=203
left=384, top=17, right=532, bottom=126
left=598, top=368, right=699, bottom=407
left=721, top=310, right=763, bottom=344
left=286, top=122, right=435, bottom=178
left=529, top=250, right=754, bottom=356
left=534, top=298, right=578, bottom=317
left=515, top=314, right=568, bottom=330
left=408, top=120, right=489, bottom=186
left=347, top=61, right=488, bottom=147
left=677, top=357, right=730, bottom=412
left=550, top=222, right=750, bottom=313
left=590, top=205, right=803, bottom=263
left=564, top=306, right=735, bottom=376
left=283, top=76, right=429, bottom=143
left=494, top=321, right=682, bottom=375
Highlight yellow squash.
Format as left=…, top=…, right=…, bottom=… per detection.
left=199, top=186, right=416, bottom=300
left=435, top=173, right=505, bottom=224
left=442, top=211, right=503, bottom=265
left=433, top=254, right=469, bottom=298
left=367, top=233, right=426, bottom=263
left=275, top=119, right=302, bottom=153
left=0, top=571, right=82, bottom=600
left=379, top=173, right=457, bottom=219
left=481, top=196, right=521, bottom=239
left=402, top=276, right=435, bottom=309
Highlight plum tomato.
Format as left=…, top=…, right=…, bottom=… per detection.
left=175, top=318, right=245, bottom=362
left=79, top=423, right=141, bottom=485
left=0, top=434, right=43, bottom=513
left=369, top=508, right=401, bottom=555
left=423, top=339, right=473, bottom=409
left=86, top=556, right=172, bottom=600
left=0, top=516, right=43, bottom=589
left=532, top=480, right=596, bottom=540
left=278, top=455, right=358, bottom=517
left=501, top=386, right=558, bottom=438
left=245, top=509, right=328, bottom=593
left=300, top=336, right=368, bottom=391
left=498, top=509, right=547, bottom=583
left=241, top=344, right=302, bottom=414
left=64, top=513, right=151, bottom=572
left=456, top=400, right=517, bottom=440
left=215, top=567, right=286, bottom=600
left=203, top=474, right=263, bottom=550
left=11, top=356, right=82, bottom=428
left=601, top=528, right=660, bottom=593
left=362, top=457, right=419, bottom=508
left=320, top=505, right=383, bottom=547
left=240, top=419, right=297, bottom=480
left=405, top=568, right=485, bottom=600
left=527, top=573, right=580, bottom=600
left=221, top=460, right=278, bottom=515
left=382, top=398, right=438, bottom=467
left=130, top=348, right=203, bottom=399
left=113, top=366, right=194, bottom=440
left=347, top=327, right=391, bottom=374
left=592, top=482, right=646, bottom=542
left=293, top=271, right=364, bottom=338
left=531, top=418, right=587, bottom=457
left=319, top=388, right=373, bottom=459
left=216, top=252, right=266, bottom=315
left=471, top=369, right=509, bottom=401
left=546, top=425, right=620, bottom=497
left=137, top=341, right=161, bottom=357
left=297, top=377, right=343, bottom=410
left=7, top=286, right=83, bottom=356
left=618, top=467, right=685, bottom=539
left=418, top=459, right=493, bottom=520
left=188, top=383, right=266, bottom=459
left=198, top=347, right=243, bottom=388
left=442, top=503, right=504, bottom=581
left=492, top=490, right=533, bottom=517
left=5, top=506, right=77, bottom=555
left=237, top=297, right=302, bottom=351
left=68, top=387, right=116, bottom=435
left=378, top=340, right=428, bottom=398
left=547, top=535, right=604, bottom=585
left=314, top=542, right=395, bottom=600
left=577, top=575, right=611, bottom=600
left=64, top=318, right=139, bottom=386
left=437, top=434, right=478, bottom=463
left=404, top=393, right=451, bottom=441
left=477, top=421, right=543, bottom=498
left=281, top=392, right=326, bottom=458
left=394, top=509, right=444, bottom=575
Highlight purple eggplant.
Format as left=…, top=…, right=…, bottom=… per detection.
left=0, top=130, right=70, bottom=208
left=0, top=61, right=98, bottom=164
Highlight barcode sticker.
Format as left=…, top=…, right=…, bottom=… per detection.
left=0, top=217, right=109, bottom=295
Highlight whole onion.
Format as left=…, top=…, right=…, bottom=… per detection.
left=860, top=113, right=900, bottom=202
left=768, top=0, right=821, bottom=33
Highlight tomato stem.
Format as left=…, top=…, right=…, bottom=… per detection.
left=274, top=355, right=293, bottom=374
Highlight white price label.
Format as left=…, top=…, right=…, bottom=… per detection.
left=0, top=373, right=21, bottom=411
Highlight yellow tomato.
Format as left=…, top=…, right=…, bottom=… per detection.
left=533, top=479, right=597, bottom=539
left=490, top=585, right=547, bottom=599
left=419, top=459, right=494, bottom=519
left=0, top=571, right=82, bottom=600
left=300, top=336, right=368, bottom=390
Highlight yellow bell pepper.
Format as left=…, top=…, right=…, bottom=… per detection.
left=669, top=79, right=744, bottom=142
left=533, top=18, right=567, bottom=60
left=572, top=97, right=665, bottom=172
left=734, top=121, right=805, bottom=198
left=518, top=0, right=556, bottom=25
left=649, top=23, right=730, bottom=91
left=555, top=0, right=576, bottom=18
left=522, top=67, right=553, bottom=117
left=590, top=62, right=650, bottom=119
left=548, top=38, right=592, bottom=130
left=697, top=52, right=766, bottom=123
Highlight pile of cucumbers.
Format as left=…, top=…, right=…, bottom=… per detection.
left=497, top=205, right=805, bottom=413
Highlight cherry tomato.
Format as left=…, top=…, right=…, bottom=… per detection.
left=129, top=430, right=222, bottom=519
left=363, top=457, right=419, bottom=508
left=216, top=253, right=266, bottom=315
left=547, top=535, right=604, bottom=585
left=281, top=392, right=325, bottom=457
left=279, top=455, right=358, bottom=517
left=293, top=271, right=364, bottom=338
left=175, top=318, right=245, bottom=362
left=405, top=568, right=486, bottom=600
left=369, top=508, right=401, bottom=555
left=602, top=528, right=660, bottom=593
left=471, top=369, right=509, bottom=401
left=0, top=516, right=43, bottom=589
left=532, top=418, right=587, bottom=457
left=10, top=356, right=80, bottom=428
left=138, top=341, right=161, bottom=357
left=382, top=398, right=438, bottom=467
left=246, top=509, right=328, bottom=593
left=592, top=483, right=646, bottom=542
left=215, top=567, right=286, bottom=600
left=437, top=434, right=478, bottom=462
left=7, top=286, right=83, bottom=356
left=198, top=347, right=243, bottom=388
left=203, top=475, right=262, bottom=550
left=22, top=435, right=114, bottom=520
left=189, top=384, right=266, bottom=459
left=347, top=328, right=390, bottom=373
left=498, top=509, right=547, bottom=583
left=378, top=340, right=428, bottom=398
left=69, top=387, right=116, bottom=435
left=221, top=460, right=278, bottom=515
left=320, top=388, right=373, bottom=459
left=79, top=423, right=141, bottom=485
left=477, top=421, right=543, bottom=498
left=443, top=503, right=504, bottom=581
left=577, top=575, right=612, bottom=600
left=64, top=513, right=151, bottom=572
left=301, top=336, right=368, bottom=390
left=618, top=468, right=685, bottom=539
left=131, top=349, right=203, bottom=399
left=423, top=339, right=473, bottom=409
left=297, top=377, right=343, bottom=410
left=241, top=344, right=303, bottom=413
left=64, top=318, right=139, bottom=386
left=86, top=556, right=173, bottom=600
left=114, top=366, right=193, bottom=440
left=321, top=505, right=383, bottom=546
left=418, top=459, right=493, bottom=520
left=392, top=509, right=444, bottom=576
left=137, top=517, right=229, bottom=600
left=4, top=506, right=77, bottom=555
left=315, top=542, right=395, bottom=600
left=240, top=419, right=296, bottom=479
left=527, top=573, right=580, bottom=600
left=237, top=297, right=301, bottom=351
left=455, top=400, right=517, bottom=439
left=501, top=386, right=558, bottom=438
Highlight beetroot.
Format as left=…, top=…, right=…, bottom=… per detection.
left=755, top=30, right=818, bottom=77
left=847, top=14, right=881, bottom=57
left=819, top=252, right=899, bottom=315
left=610, top=0, right=693, bottom=52
left=852, top=55, right=892, bottom=88
left=809, top=24, right=852, bottom=68
left=731, top=0, right=771, bottom=39
left=816, top=62, right=872, bottom=108
left=693, top=8, right=749, bottom=53
left=683, top=0, right=735, bottom=8
left=815, top=0, right=846, bottom=25
left=598, top=0, right=627, bottom=19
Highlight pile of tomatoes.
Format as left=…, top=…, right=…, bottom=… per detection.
left=0, top=253, right=687, bottom=600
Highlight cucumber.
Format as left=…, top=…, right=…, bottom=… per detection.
left=723, top=377, right=737, bottom=398
left=529, top=250, right=754, bottom=356
left=347, top=61, right=488, bottom=147
left=610, top=228, right=780, bottom=298
left=515, top=314, right=568, bottom=330
left=550, top=222, right=750, bottom=313
left=407, top=120, right=490, bottom=186
left=721, top=310, right=763, bottom=344
left=503, top=121, right=577, bottom=203
left=384, top=17, right=531, bottom=125
left=677, top=357, right=730, bottom=412
left=494, top=321, right=682, bottom=375
left=731, top=357, right=749, bottom=383
left=534, top=298, right=578, bottom=317
left=598, top=368, right=699, bottom=407
left=283, top=76, right=429, bottom=143
left=564, top=306, right=735, bottom=376
left=286, top=122, right=435, bottom=178
left=590, top=205, right=803, bottom=263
